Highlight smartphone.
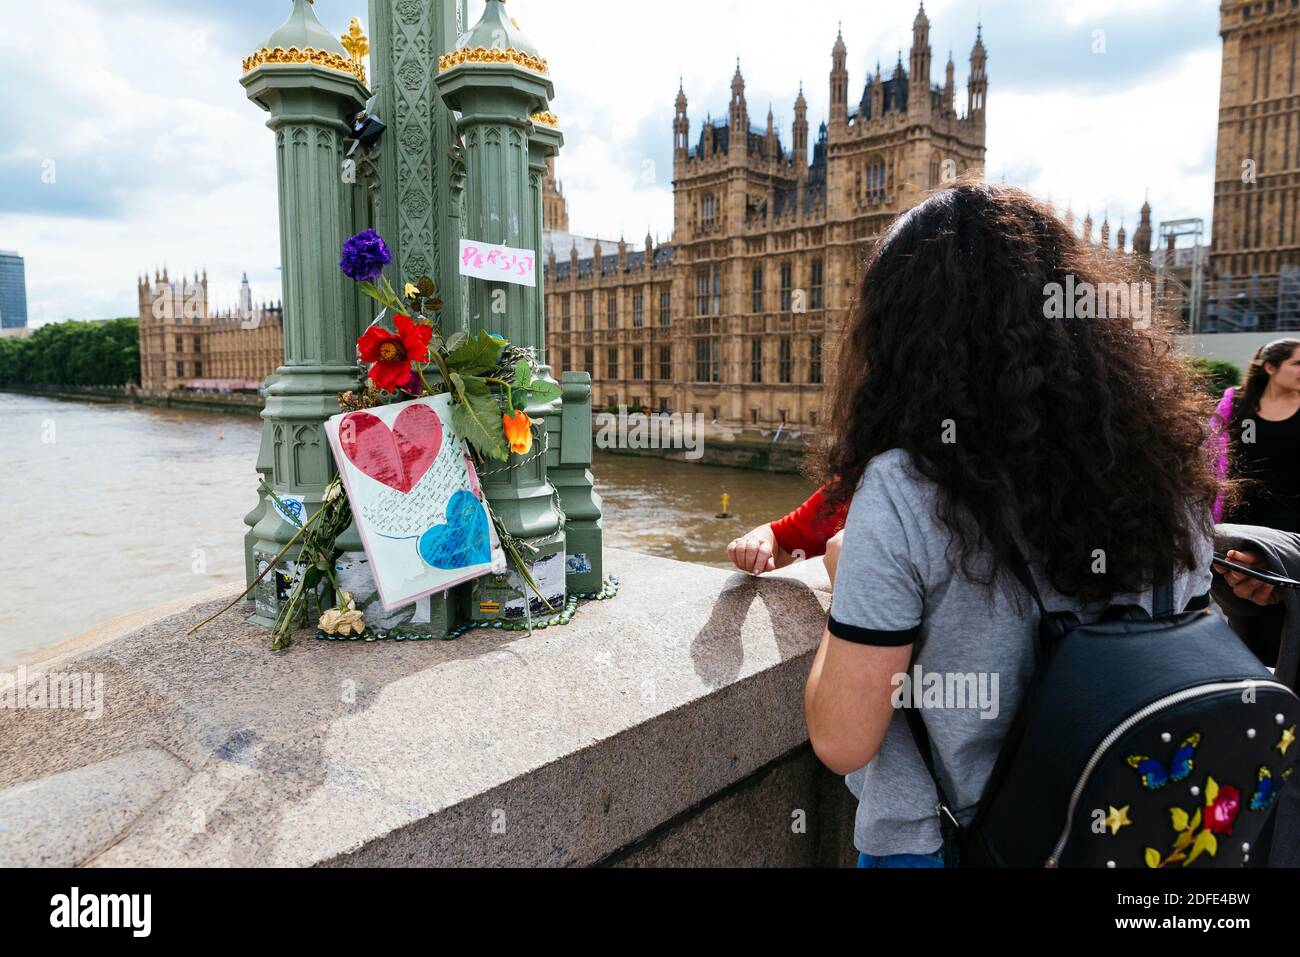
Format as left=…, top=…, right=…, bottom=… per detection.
left=1212, top=554, right=1300, bottom=590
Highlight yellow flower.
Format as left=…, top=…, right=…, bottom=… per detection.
left=404, top=282, right=419, bottom=300
left=336, top=610, right=366, bottom=637
left=502, top=409, right=533, bottom=455
left=319, top=603, right=365, bottom=636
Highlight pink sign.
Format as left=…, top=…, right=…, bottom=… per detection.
left=458, top=238, right=536, bottom=288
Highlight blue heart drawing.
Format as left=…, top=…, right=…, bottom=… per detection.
left=275, top=497, right=305, bottom=526
left=417, top=490, right=491, bottom=570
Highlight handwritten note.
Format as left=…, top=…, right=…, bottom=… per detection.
left=325, top=394, right=506, bottom=610
left=459, top=238, right=536, bottom=288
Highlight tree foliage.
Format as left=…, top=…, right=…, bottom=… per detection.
left=0, top=318, right=140, bottom=387
left=1188, top=356, right=1241, bottom=398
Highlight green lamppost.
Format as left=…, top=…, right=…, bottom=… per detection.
left=240, top=0, right=370, bottom=625
left=436, top=0, right=567, bottom=621
left=528, top=115, right=604, bottom=595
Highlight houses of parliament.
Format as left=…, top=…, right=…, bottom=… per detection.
left=135, top=1, right=1299, bottom=419
left=543, top=6, right=991, bottom=431
left=136, top=269, right=282, bottom=393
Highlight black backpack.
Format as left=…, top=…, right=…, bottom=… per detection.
left=906, top=553, right=1300, bottom=868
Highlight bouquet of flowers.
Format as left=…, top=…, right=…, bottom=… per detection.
left=193, top=229, right=563, bottom=651
left=338, top=228, right=560, bottom=460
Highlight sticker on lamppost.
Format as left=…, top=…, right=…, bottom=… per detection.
left=459, top=239, right=536, bottom=287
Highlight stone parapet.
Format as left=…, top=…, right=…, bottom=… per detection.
left=0, top=549, right=852, bottom=867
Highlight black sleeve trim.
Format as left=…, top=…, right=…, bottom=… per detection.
left=1184, top=591, right=1211, bottom=612
left=826, top=615, right=920, bottom=647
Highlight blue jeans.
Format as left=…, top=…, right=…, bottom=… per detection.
left=857, top=850, right=945, bottom=868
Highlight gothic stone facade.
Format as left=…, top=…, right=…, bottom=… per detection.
left=137, top=269, right=284, bottom=392
left=544, top=7, right=987, bottom=431
left=1208, top=0, right=1300, bottom=330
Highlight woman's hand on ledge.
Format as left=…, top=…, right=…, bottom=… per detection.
left=728, top=524, right=795, bottom=576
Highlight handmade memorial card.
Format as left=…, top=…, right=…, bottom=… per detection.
left=325, top=393, right=506, bottom=610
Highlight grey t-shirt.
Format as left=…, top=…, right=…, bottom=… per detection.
left=828, top=448, right=1213, bottom=857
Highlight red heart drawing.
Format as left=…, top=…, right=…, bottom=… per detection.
left=338, top=404, right=443, bottom=494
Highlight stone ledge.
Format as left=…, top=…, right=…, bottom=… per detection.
left=0, top=549, right=835, bottom=867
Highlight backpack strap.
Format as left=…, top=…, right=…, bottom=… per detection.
left=901, top=703, right=964, bottom=867
left=902, top=541, right=1047, bottom=866
left=1006, top=544, right=1062, bottom=666
left=1005, top=545, right=1050, bottom=617
left=1152, top=561, right=1175, bottom=618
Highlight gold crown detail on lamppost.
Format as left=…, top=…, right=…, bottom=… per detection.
left=241, top=0, right=368, bottom=86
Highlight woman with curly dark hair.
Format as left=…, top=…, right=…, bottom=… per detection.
left=803, top=179, right=1217, bottom=867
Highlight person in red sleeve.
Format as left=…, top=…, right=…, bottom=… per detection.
left=727, top=486, right=848, bottom=581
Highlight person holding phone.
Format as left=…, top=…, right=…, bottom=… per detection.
left=1206, top=339, right=1300, bottom=664
left=1212, top=527, right=1300, bottom=866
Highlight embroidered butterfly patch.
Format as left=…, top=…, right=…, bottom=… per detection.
left=1127, top=732, right=1201, bottom=790
left=1248, top=766, right=1294, bottom=812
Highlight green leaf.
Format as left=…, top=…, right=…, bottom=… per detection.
left=445, top=330, right=506, bottom=377
left=356, top=281, right=403, bottom=312
left=1144, top=847, right=1161, bottom=869
left=450, top=372, right=508, bottom=461
left=381, top=276, right=401, bottom=306
left=523, top=378, right=561, bottom=403
left=1169, top=807, right=1190, bottom=833
left=513, top=359, right=533, bottom=390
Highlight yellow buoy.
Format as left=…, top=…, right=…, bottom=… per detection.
left=716, top=492, right=732, bottom=519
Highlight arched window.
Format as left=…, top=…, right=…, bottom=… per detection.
left=866, top=157, right=886, bottom=203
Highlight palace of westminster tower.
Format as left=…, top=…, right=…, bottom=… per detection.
left=544, top=5, right=989, bottom=431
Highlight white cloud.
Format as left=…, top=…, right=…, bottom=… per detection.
left=989, top=46, right=1220, bottom=232
left=0, top=0, right=1222, bottom=326
left=0, top=0, right=280, bottom=324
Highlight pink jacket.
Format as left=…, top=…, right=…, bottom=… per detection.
left=1210, top=387, right=1235, bottom=522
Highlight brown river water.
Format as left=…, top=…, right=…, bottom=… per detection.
left=0, top=392, right=815, bottom=667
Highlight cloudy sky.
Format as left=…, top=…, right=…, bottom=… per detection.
left=0, top=0, right=1222, bottom=326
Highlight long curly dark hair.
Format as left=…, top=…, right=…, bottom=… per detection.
left=821, top=179, right=1217, bottom=602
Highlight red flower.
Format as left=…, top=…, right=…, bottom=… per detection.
left=1204, top=784, right=1241, bottom=835
left=358, top=315, right=432, bottom=393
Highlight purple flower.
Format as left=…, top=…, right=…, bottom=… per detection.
left=339, top=229, right=392, bottom=283
left=400, top=369, right=425, bottom=396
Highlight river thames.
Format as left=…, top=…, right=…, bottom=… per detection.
left=0, top=393, right=814, bottom=667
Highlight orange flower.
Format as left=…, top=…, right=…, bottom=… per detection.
left=502, top=409, right=533, bottom=455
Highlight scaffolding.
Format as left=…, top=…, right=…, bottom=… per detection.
left=1154, top=219, right=1206, bottom=334
left=1205, top=267, right=1300, bottom=334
